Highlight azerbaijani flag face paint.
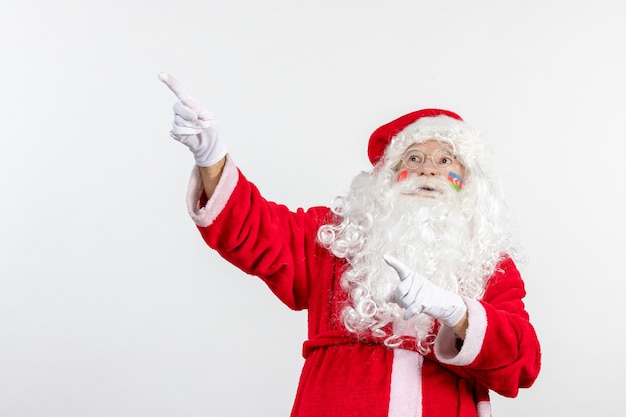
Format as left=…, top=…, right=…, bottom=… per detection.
left=397, top=169, right=409, bottom=182
left=447, top=172, right=463, bottom=192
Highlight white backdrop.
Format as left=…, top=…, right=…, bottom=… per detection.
left=1, top=1, right=624, bottom=416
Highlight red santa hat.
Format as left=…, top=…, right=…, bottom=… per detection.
left=366, top=108, right=492, bottom=180
left=368, top=108, right=463, bottom=165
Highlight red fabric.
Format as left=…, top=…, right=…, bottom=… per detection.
left=429, top=258, right=542, bottom=397
left=196, top=169, right=541, bottom=417
left=368, top=109, right=463, bottom=165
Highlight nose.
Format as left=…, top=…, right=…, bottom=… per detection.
left=417, top=160, right=439, bottom=176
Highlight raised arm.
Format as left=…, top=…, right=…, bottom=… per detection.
left=159, top=72, right=227, bottom=198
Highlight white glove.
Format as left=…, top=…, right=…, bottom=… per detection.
left=384, top=255, right=467, bottom=327
left=159, top=72, right=227, bottom=167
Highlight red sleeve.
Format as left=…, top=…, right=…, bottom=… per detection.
left=195, top=168, right=333, bottom=311
left=433, top=258, right=542, bottom=397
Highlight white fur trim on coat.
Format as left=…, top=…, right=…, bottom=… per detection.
left=186, top=154, right=238, bottom=227
left=433, top=296, right=487, bottom=366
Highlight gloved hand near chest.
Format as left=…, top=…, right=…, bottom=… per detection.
left=384, top=255, right=467, bottom=328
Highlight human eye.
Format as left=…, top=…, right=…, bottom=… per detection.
left=410, top=150, right=425, bottom=161
left=404, top=150, right=425, bottom=167
left=436, top=151, right=455, bottom=166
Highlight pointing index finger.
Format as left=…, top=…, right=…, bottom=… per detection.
left=158, top=72, right=194, bottom=101
left=383, top=255, right=411, bottom=281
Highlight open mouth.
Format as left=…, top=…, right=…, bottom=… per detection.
left=416, top=186, right=442, bottom=197
left=400, top=185, right=442, bottom=197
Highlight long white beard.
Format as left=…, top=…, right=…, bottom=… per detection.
left=318, top=169, right=515, bottom=352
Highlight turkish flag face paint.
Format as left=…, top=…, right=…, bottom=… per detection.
left=397, top=170, right=409, bottom=182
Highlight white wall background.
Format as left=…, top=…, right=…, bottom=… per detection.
left=1, top=1, right=624, bottom=416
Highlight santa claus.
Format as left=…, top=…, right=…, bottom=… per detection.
left=160, top=73, right=541, bottom=417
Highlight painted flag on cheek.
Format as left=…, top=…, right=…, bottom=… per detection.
left=448, top=172, right=463, bottom=192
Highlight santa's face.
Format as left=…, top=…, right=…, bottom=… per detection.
left=395, top=140, right=465, bottom=198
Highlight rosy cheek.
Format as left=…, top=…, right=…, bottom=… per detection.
left=397, top=170, right=409, bottom=182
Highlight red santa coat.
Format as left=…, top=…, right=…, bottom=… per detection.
left=186, top=157, right=541, bottom=417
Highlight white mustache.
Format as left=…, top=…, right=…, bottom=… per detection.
left=394, top=175, right=451, bottom=196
